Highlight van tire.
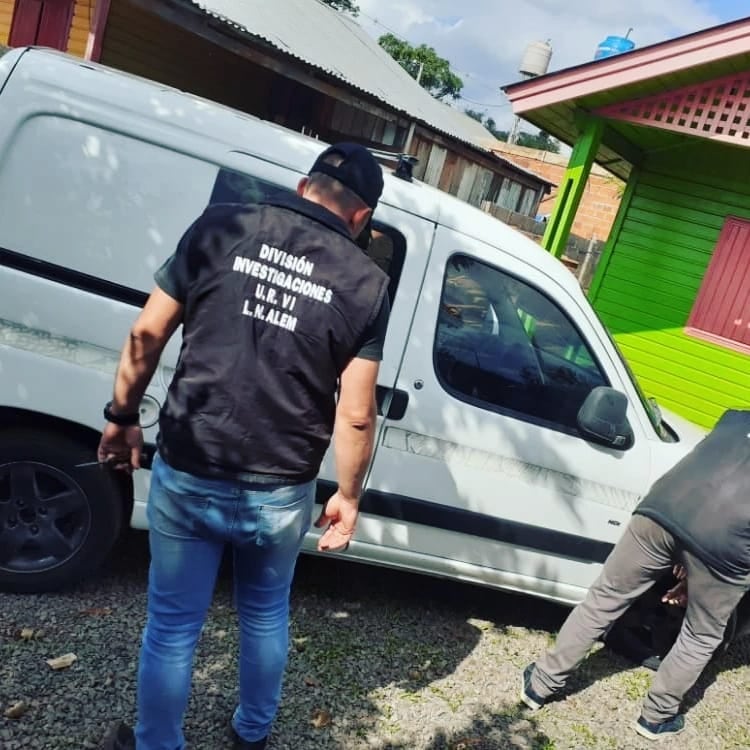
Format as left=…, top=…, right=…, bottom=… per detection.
left=0, top=429, right=125, bottom=593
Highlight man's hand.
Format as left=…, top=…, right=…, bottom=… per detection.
left=97, top=423, right=144, bottom=472
left=315, top=490, right=359, bottom=552
left=325, top=355, right=378, bottom=553
left=96, top=286, right=182, bottom=473
left=662, top=564, right=688, bottom=607
left=662, top=579, right=688, bottom=607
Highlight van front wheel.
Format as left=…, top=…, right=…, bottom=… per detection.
left=0, top=430, right=125, bottom=593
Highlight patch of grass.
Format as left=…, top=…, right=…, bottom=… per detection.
left=429, top=684, right=464, bottom=712
left=571, top=722, right=598, bottom=747
left=372, top=699, right=400, bottom=735
left=399, top=688, right=424, bottom=704
left=619, top=669, right=651, bottom=700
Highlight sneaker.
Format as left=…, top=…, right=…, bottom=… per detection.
left=99, top=722, right=135, bottom=750
left=520, top=663, right=548, bottom=711
left=634, top=714, right=685, bottom=740
left=229, top=721, right=268, bottom=749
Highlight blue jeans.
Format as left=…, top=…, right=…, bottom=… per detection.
left=135, top=453, right=315, bottom=750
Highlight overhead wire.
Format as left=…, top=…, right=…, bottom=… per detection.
left=356, top=9, right=509, bottom=103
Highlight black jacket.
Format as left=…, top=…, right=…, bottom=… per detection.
left=156, top=194, right=389, bottom=483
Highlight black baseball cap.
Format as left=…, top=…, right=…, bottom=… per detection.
left=308, top=142, right=384, bottom=209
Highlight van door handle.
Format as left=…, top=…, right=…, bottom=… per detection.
left=376, top=385, right=409, bottom=420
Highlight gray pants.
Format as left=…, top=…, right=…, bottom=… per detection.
left=531, top=514, right=748, bottom=723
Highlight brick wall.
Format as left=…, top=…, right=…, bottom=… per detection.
left=490, top=142, right=623, bottom=243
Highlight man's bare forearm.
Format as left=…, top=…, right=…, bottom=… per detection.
left=110, top=329, right=165, bottom=413
left=333, top=402, right=376, bottom=501
left=108, top=287, right=184, bottom=414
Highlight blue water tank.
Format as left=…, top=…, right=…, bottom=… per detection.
left=595, top=35, right=635, bottom=60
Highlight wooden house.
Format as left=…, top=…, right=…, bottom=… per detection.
left=1, top=0, right=551, bottom=214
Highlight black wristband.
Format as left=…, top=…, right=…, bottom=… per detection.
left=103, top=401, right=140, bottom=427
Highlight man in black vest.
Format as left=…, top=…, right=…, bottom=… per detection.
left=96, top=143, right=390, bottom=750
left=520, top=409, right=750, bottom=741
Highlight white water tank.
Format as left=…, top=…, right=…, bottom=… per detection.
left=520, top=40, right=552, bottom=78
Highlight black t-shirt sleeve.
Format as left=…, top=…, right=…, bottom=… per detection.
left=155, top=204, right=249, bottom=302
left=354, top=293, right=391, bottom=361
left=153, top=221, right=196, bottom=303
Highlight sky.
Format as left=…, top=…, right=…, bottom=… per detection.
left=353, top=0, right=750, bottom=131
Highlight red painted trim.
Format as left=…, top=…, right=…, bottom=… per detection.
left=10, top=0, right=75, bottom=49
left=595, top=70, right=750, bottom=145
left=684, top=328, right=750, bottom=357
left=85, top=0, right=111, bottom=62
left=9, top=0, right=43, bottom=47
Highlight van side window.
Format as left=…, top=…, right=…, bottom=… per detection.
left=434, top=254, right=608, bottom=433
left=367, top=223, right=405, bottom=305
left=209, top=167, right=406, bottom=304
left=209, top=168, right=289, bottom=205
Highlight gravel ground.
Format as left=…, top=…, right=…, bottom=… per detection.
left=2, top=530, right=749, bottom=750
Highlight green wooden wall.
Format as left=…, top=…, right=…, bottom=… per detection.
left=589, top=139, right=750, bottom=429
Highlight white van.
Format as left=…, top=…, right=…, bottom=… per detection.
left=0, top=48, right=708, bottom=611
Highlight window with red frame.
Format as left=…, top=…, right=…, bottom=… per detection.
left=9, top=0, right=75, bottom=50
left=686, top=216, right=750, bottom=353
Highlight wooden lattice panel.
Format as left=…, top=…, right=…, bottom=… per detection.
left=596, top=71, right=750, bottom=145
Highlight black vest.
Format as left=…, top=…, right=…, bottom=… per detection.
left=157, top=195, right=389, bottom=482
left=635, top=409, right=750, bottom=583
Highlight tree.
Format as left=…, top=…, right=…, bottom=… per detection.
left=465, top=109, right=560, bottom=153
left=463, top=108, right=507, bottom=141
left=516, top=130, right=560, bottom=154
left=464, top=109, right=485, bottom=123
left=319, top=0, right=359, bottom=16
left=378, top=33, right=463, bottom=100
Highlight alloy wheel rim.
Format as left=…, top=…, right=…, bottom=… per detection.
left=0, top=461, right=91, bottom=574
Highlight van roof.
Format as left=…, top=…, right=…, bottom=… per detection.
left=7, top=47, right=583, bottom=299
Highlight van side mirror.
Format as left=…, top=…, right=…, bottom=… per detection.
left=577, top=386, right=634, bottom=451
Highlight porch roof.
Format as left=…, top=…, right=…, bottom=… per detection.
left=502, top=17, right=750, bottom=180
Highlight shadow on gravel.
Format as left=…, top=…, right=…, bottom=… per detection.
left=506, top=620, right=750, bottom=722
left=285, top=555, right=750, bottom=747
left=379, top=706, right=554, bottom=750
left=682, top=634, right=750, bottom=714
left=272, top=555, right=562, bottom=749
left=277, top=555, right=485, bottom=747
left=11, top=533, right=743, bottom=749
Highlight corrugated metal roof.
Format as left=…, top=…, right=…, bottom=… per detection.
left=185, top=0, right=515, bottom=160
